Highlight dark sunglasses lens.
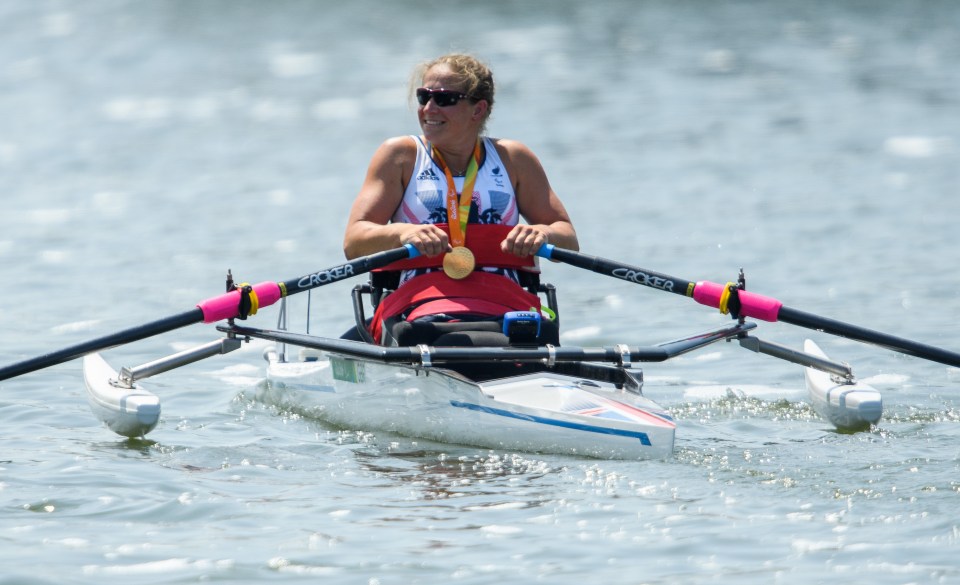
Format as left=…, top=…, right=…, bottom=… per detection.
left=416, top=89, right=464, bottom=107
left=433, top=91, right=460, bottom=106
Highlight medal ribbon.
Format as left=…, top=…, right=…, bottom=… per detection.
left=432, top=140, right=482, bottom=248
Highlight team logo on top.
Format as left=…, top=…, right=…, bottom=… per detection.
left=417, top=168, right=441, bottom=181
left=491, top=165, right=505, bottom=188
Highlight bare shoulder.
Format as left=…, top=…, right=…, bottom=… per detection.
left=382, top=135, right=418, bottom=151
left=373, top=135, right=418, bottom=166
left=488, top=137, right=548, bottom=181
left=489, top=137, right=539, bottom=163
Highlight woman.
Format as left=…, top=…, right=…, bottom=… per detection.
left=343, top=53, right=578, bottom=342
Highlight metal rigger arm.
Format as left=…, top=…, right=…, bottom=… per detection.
left=737, top=335, right=853, bottom=381
left=115, top=337, right=242, bottom=388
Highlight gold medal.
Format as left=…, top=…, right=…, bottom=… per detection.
left=433, top=140, right=481, bottom=280
left=442, top=246, right=475, bottom=280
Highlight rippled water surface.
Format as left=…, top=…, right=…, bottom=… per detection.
left=2, top=1, right=959, bottom=583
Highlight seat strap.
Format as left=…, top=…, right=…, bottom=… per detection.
left=368, top=271, right=542, bottom=342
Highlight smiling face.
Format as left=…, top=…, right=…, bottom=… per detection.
left=418, top=64, right=488, bottom=147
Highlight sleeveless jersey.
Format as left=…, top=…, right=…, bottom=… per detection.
left=394, top=135, right=518, bottom=227
left=393, top=135, right=520, bottom=284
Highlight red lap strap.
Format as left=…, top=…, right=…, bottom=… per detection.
left=368, top=271, right=542, bottom=342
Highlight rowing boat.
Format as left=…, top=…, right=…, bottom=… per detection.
left=260, top=343, right=677, bottom=460
left=252, top=329, right=882, bottom=458
left=76, top=305, right=881, bottom=458
left=2, top=243, right=955, bottom=459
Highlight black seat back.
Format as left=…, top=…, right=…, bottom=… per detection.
left=384, top=317, right=560, bottom=347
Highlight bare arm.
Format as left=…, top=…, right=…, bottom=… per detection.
left=495, top=139, right=579, bottom=257
left=343, top=137, right=449, bottom=259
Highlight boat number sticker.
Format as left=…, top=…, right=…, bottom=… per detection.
left=331, top=357, right=365, bottom=384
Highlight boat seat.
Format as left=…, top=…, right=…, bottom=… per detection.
left=351, top=271, right=561, bottom=348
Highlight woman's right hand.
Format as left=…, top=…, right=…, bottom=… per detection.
left=400, top=224, right=450, bottom=257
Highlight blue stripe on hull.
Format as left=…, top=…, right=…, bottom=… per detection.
left=449, top=400, right=653, bottom=446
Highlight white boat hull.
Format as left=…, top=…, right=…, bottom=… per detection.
left=262, top=349, right=675, bottom=460
left=803, top=340, right=882, bottom=430
left=83, top=353, right=161, bottom=438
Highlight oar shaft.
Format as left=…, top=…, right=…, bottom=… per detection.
left=538, top=244, right=960, bottom=368
left=280, top=245, right=417, bottom=296
left=1, top=245, right=419, bottom=381
left=539, top=246, right=695, bottom=299
left=537, top=245, right=781, bottom=319
left=0, top=309, right=203, bottom=381
left=778, top=306, right=960, bottom=368
left=195, top=245, right=419, bottom=323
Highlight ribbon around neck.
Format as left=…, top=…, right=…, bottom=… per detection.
left=432, top=140, right=482, bottom=248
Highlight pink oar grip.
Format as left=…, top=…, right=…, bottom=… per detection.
left=738, top=289, right=783, bottom=322
left=692, top=281, right=782, bottom=322
left=197, top=281, right=283, bottom=323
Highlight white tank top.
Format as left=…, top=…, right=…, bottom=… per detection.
left=392, top=136, right=521, bottom=285
left=392, top=135, right=519, bottom=226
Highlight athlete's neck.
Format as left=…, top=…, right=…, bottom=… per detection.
left=430, top=137, right=483, bottom=175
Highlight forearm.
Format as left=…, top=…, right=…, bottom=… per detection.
left=543, top=221, right=579, bottom=251
left=343, top=221, right=409, bottom=259
left=344, top=221, right=450, bottom=259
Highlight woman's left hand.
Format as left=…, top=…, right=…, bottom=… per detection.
left=501, top=224, right=549, bottom=257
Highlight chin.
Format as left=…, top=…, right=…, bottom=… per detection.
left=420, top=127, right=442, bottom=141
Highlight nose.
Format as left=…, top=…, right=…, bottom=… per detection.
left=420, top=96, right=441, bottom=111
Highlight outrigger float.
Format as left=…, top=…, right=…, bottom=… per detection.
left=2, top=239, right=955, bottom=459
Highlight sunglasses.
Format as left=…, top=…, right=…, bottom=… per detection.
left=415, top=87, right=475, bottom=107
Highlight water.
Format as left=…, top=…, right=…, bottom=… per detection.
left=2, top=0, right=959, bottom=583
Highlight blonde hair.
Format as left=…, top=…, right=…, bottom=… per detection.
left=412, top=53, right=495, bottom=130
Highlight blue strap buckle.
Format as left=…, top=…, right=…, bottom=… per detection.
left=502, top=311, right=541, bottom=345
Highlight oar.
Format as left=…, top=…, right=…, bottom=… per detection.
left=536, top=244, right=960, bottom=368
left=0, top=245, right=418, bottom=381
